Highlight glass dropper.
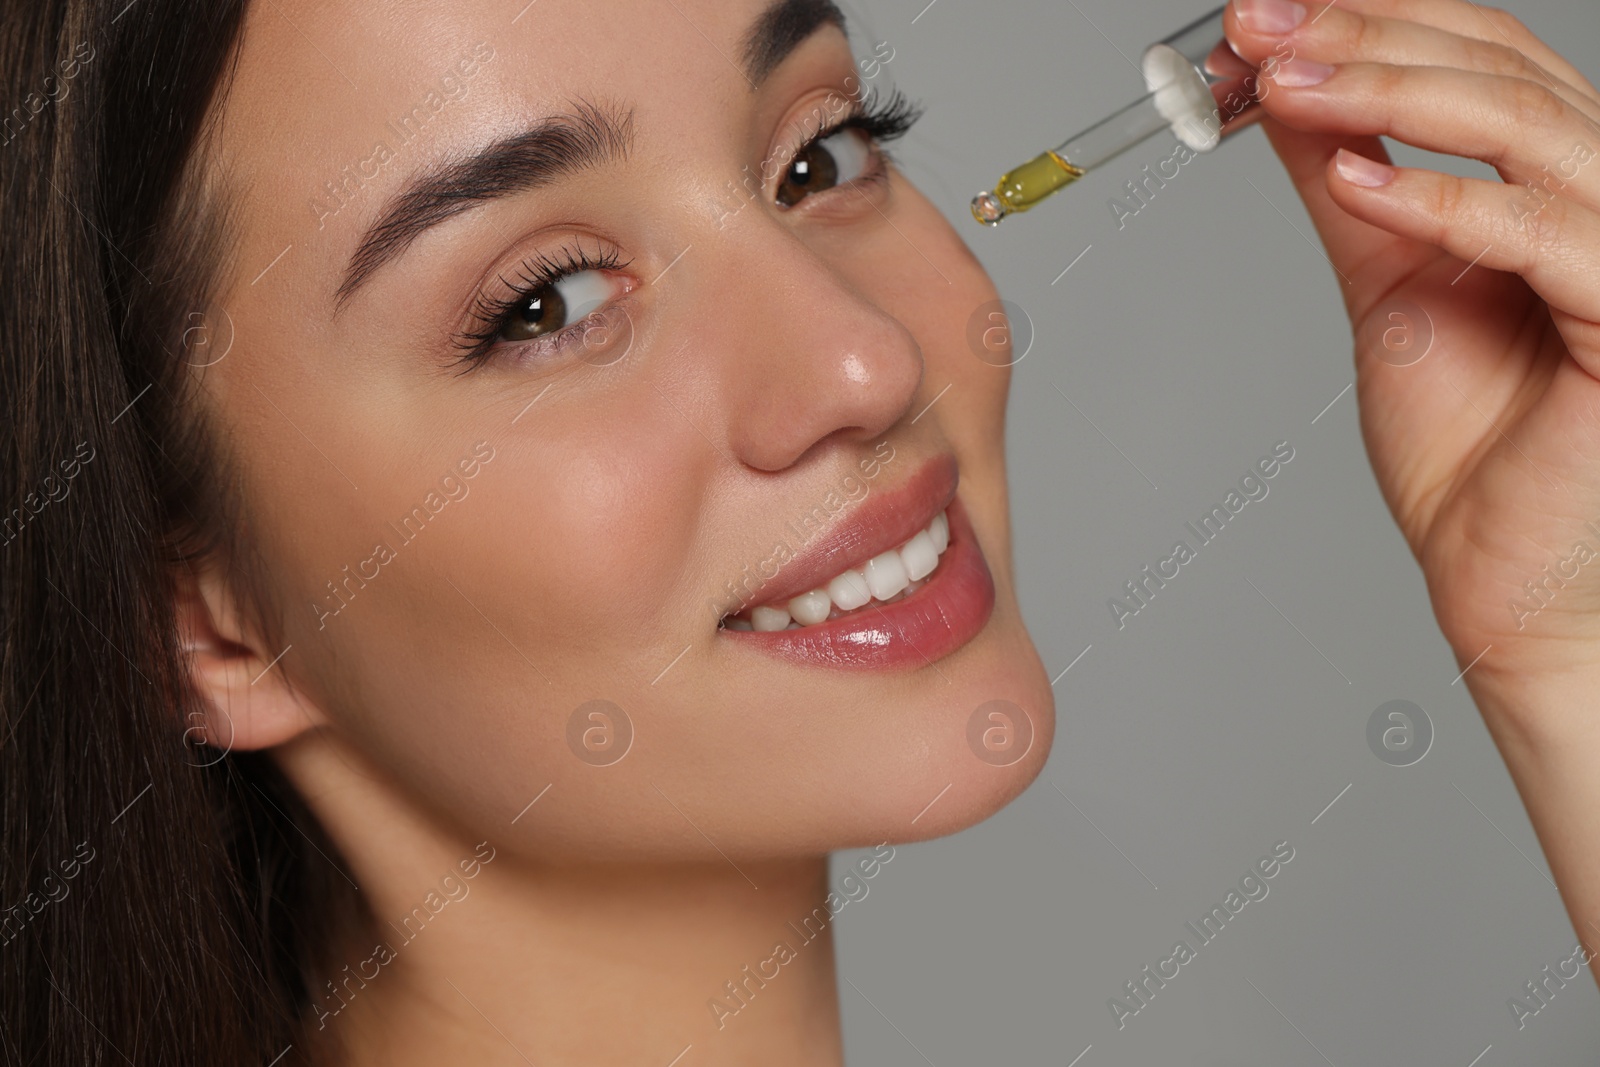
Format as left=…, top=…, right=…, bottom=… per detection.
left=971, top=4, right=1263, bottom=226
left=970, top=90, right=1177, bottom=225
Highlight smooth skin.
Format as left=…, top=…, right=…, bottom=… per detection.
left=171, top=1, right=1053, bottom=1064
left=1225, top=0, right=1600, bottom=976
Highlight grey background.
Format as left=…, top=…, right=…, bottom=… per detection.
left=828, top=1, right=1600, bottom=1063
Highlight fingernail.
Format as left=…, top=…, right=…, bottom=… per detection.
left=1234, top=0, right=1308, bottom=35
left=1335, top=149, right=1396, bottom=188
left=1271, top=57, right=1335, bottom=86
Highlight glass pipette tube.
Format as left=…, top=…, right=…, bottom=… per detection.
left=971, top=4, right=1261, bottom=226
left=971, top=90, right=1175, bottom=225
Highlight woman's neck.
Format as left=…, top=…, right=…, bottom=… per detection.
left=331, top=855, right=843, bottom=1066
left=278, top=735, right=845, bottom=1067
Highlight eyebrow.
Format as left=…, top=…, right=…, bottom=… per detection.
left=740, top=0, right=846, bottom=85
left=334, top=98, right=634, bottom=309
left=334, top=0, right=848, bottom=310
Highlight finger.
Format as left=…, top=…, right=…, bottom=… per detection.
left=1226, top=0, right=1600, bottom=126
left=1251, top=62, right=1600, bottom=211
left=1327, top=148, right=1600, bottom=348
left=1301, top=0, right=1599, bottom=98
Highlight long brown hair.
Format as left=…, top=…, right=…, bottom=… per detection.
left=1, top=2, right=341, bottom=1061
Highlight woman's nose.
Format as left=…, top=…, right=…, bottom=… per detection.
left=707, top=225, right=926, bottom=473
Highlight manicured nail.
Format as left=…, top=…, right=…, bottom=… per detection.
left=1270, top=57, right=1335, bottom=86
left=1235, top=0, right=1308, bottom=35
left=1335, top=149, right=1396, bottom=188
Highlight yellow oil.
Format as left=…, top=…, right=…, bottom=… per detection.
left=971, top=151, right=1084, bottom=225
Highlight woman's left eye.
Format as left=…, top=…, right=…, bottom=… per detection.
left=776, top=127, right=873, bottom=208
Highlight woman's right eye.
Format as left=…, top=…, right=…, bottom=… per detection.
left=498, top=270, right=612, bottom=344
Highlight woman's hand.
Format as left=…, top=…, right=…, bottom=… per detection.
left=1223, top=0, right=1600, bottom=707
left=1223, top=0, right=1600, bottom=957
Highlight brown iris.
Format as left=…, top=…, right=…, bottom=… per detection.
left=776, top=138, right=841, bottom=207
left=501, top=285, right=567, bottom=342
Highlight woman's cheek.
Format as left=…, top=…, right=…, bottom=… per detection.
left=462, top=415, right=706, bottom=641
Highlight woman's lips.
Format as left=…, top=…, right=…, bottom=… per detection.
left=725, top=502, right=951, bottom=630
left=718, top=489, right=995, bottom=670
left=714, top=453, right=960, bottom=613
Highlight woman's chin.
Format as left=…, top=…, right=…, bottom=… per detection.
left=813, top=608, right=1057, bottom=853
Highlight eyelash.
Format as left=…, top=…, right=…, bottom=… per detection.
left=795, top=84, right=922, bottom=181
left=450, top=243, right=632, bottom=370
left=448, top=86, right=924, bottom=370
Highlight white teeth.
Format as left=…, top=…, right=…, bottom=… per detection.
left=827, top=569, right=872, bottom=612
left=751, top=604, right=792, bottom=632
left=788, top=589, right=832, bottom=626
left=900, top=530, right=938, bottom=581
left=929, top=511, right=949, bottom=554
left=863, top=550, right=909, bottom=601
left=727, top=506, right=953, bottom=631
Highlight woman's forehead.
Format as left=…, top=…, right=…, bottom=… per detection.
left=217, top=0, right=848, bottom=164
left=212, top=0, right=852, bottom=305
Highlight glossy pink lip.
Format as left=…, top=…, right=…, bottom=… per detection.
left=720, top=454, right=959, bottom=614
left=717, top=456, right=996, bottom=670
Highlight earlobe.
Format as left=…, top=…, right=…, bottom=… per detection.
left=172, top=558, right=326, bottom=753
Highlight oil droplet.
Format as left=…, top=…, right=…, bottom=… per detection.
left=970, top=190, right=1007, bottom=226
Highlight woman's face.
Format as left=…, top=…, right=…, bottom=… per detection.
left=200, top=0, right=1054, bottom=860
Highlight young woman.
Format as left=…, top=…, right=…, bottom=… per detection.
left=2, top=0, right=1597, bottom=1062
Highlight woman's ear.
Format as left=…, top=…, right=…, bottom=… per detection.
left=171, top=556, right=326, bottom=753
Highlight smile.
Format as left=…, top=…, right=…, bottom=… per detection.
left=718, top=456, right=995, bottom=670
left=724, top=507, right=950, bottom=631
